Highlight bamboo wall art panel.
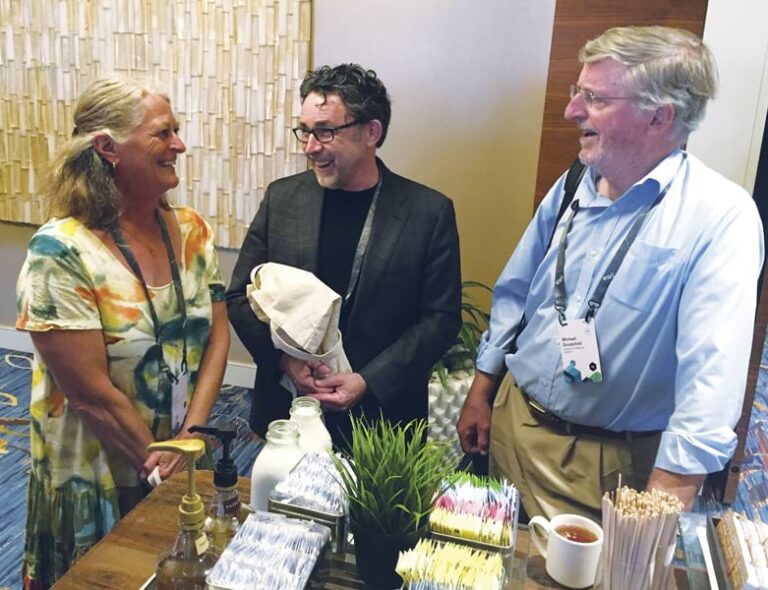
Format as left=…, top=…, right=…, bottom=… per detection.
left=0, top=0, right=311, bottom=247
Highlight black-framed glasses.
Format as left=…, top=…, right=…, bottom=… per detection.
left=569, top=84, right=634, bottom=107
left=292, top=120, right=361, bottom=144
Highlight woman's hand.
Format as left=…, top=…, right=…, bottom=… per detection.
left=143, top=449, right=188, bottom=481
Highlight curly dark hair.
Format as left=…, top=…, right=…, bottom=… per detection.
left=300, top=64, right=391, bottom=147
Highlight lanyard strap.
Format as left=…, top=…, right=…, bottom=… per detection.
left=343, top=165, right=384, bottom=307
left=110, top=210, right=188, bottom=374
left=554, top=154, right=687, bottom=324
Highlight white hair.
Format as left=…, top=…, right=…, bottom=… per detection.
left=580, top=26, right=718, bottom=142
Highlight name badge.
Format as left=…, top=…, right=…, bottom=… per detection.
left=558, top=319, right=603, bottom=383
left=171, top=369, right=190, bottom=433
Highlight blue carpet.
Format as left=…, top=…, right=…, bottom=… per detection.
left=0, top=350, right=32, bottom=590
left=0, top=347, right=262, bottom=590
left=733, top=329, right=768, bottom=521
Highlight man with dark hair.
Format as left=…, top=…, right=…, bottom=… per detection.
left=227, top=63, right=462, bottom=448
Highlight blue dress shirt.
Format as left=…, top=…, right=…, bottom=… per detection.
left=478, top=149, right=764, bottom=474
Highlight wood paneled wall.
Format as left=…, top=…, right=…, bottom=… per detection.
left=534, top=0, right=708, bottom=206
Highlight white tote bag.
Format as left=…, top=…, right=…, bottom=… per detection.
left=247, top=263, right=352, bottom=396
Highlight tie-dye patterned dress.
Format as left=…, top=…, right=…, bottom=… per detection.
left=15, top=206, right=225, bottom=589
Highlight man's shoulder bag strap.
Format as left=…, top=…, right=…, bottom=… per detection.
left=544, top=157, right=587, bottom=253
left=508, top=157, right=587, bottom=352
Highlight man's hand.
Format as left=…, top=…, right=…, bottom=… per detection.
left=308, top=361, right=333, bottom=380
left=456, top=371, right=498, bottom=455
left=280, top=355, right=335, bottom=395
left=646, top=467, right=706, bottom=510
left=310, top=372, right=367, bottom=412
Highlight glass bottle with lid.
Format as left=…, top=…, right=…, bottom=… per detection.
left=150, top=439, right=219, bottom=590
left=289, top=396, right=333, bottom=454
left=250, top=419, right=305, bottom=511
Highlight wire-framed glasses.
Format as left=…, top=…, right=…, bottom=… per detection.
left=569, top=84, right=634, bottom=107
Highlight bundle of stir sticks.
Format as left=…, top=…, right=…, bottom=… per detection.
left=600, top=486, right=683, bottom=590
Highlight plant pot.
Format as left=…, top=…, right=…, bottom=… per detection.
left=350, top=521, right=426, bottom=589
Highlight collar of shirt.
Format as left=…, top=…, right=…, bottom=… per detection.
left=577, top=148, right=686, bottom=211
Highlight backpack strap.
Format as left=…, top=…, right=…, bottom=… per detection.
left=507, top=158, right=587, bottom=355
left=544, top=157, right=586, bottom=253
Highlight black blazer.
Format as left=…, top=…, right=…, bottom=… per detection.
left=226, top=159, right=462, bottom=447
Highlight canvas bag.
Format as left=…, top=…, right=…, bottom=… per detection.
left=247, top=262, right=352, bottom=396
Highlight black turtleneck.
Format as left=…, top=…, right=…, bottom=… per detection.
left=317, top=186, right=376, bottom=330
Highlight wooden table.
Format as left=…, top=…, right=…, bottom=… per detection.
left=51, top=471, right=691, bottom=589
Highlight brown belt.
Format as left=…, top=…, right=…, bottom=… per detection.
left=521, top=390, right=661, bottom=441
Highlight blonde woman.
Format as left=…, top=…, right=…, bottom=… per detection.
left=16, top=75, right=229, bottom=589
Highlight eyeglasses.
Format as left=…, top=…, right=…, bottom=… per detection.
left=569, top=84, right=634, bottom=107
left=292, top=120, right=361, bottom=144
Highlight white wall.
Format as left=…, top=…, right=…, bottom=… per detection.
left=686, top=0, right=768, bottom=192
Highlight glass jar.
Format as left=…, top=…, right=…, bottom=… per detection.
left=156, top=528, right=218, bottom=590
left=204, top=483, right=252, bottom=554
left=290, top=396, right=333, bottom=454
left=250, top=419, right=305, bottom=511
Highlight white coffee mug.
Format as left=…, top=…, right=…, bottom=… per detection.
left=529, top=513, right=603, bottom=589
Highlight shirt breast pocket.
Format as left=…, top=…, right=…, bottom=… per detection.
left=606, top=240, right=680, bottom=312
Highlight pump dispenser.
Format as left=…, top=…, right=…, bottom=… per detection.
left=188, top=423, right=251, bottom=553
left=149, top=439, right=219, bottom=590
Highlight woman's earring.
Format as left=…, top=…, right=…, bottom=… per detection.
left=111, top=160, right=118, bottom=175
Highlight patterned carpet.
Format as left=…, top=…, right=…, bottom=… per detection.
left=0, top=350, right=31, bottom=590
left=736, top=335, right=768, bottom=521
left=0, top=347, right=262, bottom=590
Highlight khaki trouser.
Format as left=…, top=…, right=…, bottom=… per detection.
left=489, top=373, right=661, bottom=522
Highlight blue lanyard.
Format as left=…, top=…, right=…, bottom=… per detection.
left=343, top=164, right=383, bottom=308
left=110, top=210, right=188, bottom=377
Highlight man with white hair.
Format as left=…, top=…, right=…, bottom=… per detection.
left=457, top=26, right=764, bottom=520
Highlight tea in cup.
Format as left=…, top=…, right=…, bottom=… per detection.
left=529, top=513, right=603, bottom=588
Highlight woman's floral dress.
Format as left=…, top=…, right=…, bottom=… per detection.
left=16, top=206, right=225, bottom=588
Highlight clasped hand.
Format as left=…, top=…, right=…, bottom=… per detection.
left=280, top=355, right=367, bottom=411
